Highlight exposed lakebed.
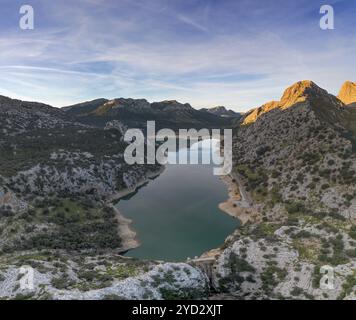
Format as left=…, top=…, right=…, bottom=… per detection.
left=116, top=140, right=239, bottom=261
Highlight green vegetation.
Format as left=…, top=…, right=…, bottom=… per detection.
left=8, top=198, right=122, bottom=252
left=51, top=274, right=75, bottom=290
left=349, top=225, right=356, bottom=240
left=338, top=272, right=356, bottom=299
left=102, top=294, right=127, bottom=300
left=250, top=223, right=280, bottom=241
left=267, top=187, right=283, bottom=208
left=235, top=165, right=268, bottom=200
left=290, top=287, right=304, bottom=297
left=260, top=261, right=287, bottom=294
left=159, top=287, right=208, bottom=300
left=106, top=264, right=140, bottom=279
left=342, top=107, right=356, bottom=150
left=0, top=127, right=126, bottom=177
left=285, top=202, right=306, bottom=214
left=225, top=252, right=255, bottom=273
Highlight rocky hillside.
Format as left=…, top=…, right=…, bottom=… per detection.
left=0, top=95, right=77, bottom=136
left=64, top=98, right=232, bottom=130
left=0, top=253, right=209, bottom=300
left=0, top=95, right=163, bottom=279
left=0, top=96, right=159, bottom=200
left=208, top=80, right=356, bottom=300
left=0, top=94, right=211, bottom=300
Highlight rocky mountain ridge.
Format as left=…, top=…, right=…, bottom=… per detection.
left=242, top=80, right=345, bottom=125
left=64, top=97, right=232, bottom=130
left=208, top=80, right=356, bottom=299
left=0, top=95, right=80, bottom=136
left=201, top=106, right=242, bottom=118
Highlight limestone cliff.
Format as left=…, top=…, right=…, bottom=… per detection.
left=338, top=81, right=356, bottom=106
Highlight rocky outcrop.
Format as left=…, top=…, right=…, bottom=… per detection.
left=0, top=189, right=28, bottom=213
left=338, top=81, right=356, bottom=105
left=243, top=80, right=344, bottom=125
left=0, top=257, right=209, bottom=300
left=53, top=263, right=209, bottom=300
left=212, top=225, right=356, bottom=300
left=0, top=95, right=81, bottom=135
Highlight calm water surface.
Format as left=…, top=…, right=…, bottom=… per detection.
left=116, top=140, right=239, bottom=261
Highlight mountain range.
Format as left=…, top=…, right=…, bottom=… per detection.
left=0, top=80, right=355, bottom=300
left=200, top=106, right=242, bottom=118
left=63, top=98, right=233, bottom=130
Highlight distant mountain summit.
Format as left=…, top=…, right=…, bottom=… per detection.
left=239, top=79, right=356, bottom=158
left=201, top=106, right=241, bottom=118
left=151, top=100, right=193, bottom=112
left=63, top=98, right=232, bottom=130
left=62, top=98, right=109, bottom=115
left=243, top=80, right=344, bottom=125
left=278, top=80, right=331, bottom=108
left=338, top=81, right=356, bottom=106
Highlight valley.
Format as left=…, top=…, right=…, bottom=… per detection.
left=0, top=80, right=355, bottom=300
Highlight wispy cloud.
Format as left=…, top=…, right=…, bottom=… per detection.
left=0, top=0, right=355, bottom=109
left=176, top=14, right=209, bottom=33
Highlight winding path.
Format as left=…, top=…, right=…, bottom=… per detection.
left=231, top=172, right=252, bottom=208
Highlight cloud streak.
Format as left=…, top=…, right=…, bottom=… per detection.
left=0, top=0, right=355, bottom=110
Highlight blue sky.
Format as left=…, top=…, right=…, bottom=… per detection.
left=0, top=0, right=355, bottom=110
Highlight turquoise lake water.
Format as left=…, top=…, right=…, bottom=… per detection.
left=116, top=140, right=239, bottom=261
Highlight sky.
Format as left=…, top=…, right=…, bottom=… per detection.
left=0, top=0, right=355, bottom=111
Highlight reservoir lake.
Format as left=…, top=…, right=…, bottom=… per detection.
left=116, top=140, right=239, bottom=261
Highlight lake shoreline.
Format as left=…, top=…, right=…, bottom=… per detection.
left=108, top=166, right=166, bottom=253
left=113, top=143, right=243, bottom=260
left=218, top=174, right=252, bottom=225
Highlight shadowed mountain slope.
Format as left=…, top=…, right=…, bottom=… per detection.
left=63, top=98, right=232, bottom=130
left=200, top=106, right=242, bottom=118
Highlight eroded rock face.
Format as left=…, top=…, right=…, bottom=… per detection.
left=338, top=81, right=356, bottom=105
left=0, top=258, right=209, bottom=300
left=53, top=263, right=209, bottom=300
left=212, top=225, right=356, bottom=300
left=0, top=189, right=28, bottom=213
left=279, top=80, right=330, bottom=109
left=243, top=80, right=344, bottom=125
